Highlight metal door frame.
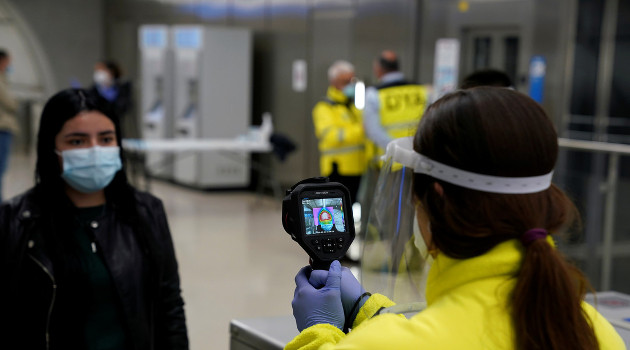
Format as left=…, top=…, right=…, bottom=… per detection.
left=461, top=26, right=521, bottom=85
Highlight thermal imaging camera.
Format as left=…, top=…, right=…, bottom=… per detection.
left=282, top=177, right=355, bottom=270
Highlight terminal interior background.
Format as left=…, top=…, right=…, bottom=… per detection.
left=1, top=0, right=629, bottom=348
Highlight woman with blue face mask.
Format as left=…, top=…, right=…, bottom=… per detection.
left=90, top=60, right=134, bottom=135
left=0, top=88, right=188, bottom=349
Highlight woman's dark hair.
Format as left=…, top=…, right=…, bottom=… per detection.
left=34, top=89, right=154, bottom=345
left=460, top=69, right=513, bottom=89
left=36, top=88, right=128, bottom=194
left=100, top=59, right=122, bottom=80
left=412, top=87, right=598, bottom=350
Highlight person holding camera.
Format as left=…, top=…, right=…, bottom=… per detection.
left=287, top=87, right=625, bottom=350
left=0, top=88, right=188, bottom=349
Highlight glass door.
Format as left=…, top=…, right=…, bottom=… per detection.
left=462, top=27, right=521, bottom=88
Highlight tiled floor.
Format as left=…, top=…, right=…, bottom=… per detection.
left=5, top=151, right=306, bottom=350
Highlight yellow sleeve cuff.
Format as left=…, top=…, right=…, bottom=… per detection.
left=284, top=323, right=345, bottom=350
left=352, top=293, right=396, bottom=329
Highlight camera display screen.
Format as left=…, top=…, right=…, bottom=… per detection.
left=302, top=197, right=346, bottom=235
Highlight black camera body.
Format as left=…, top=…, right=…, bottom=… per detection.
left=282, top=177, right=355, bottom=270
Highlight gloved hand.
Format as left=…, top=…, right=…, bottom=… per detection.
left=309, top=261, right=366, bottom=325
left=292, top=260, right=345, bottom=332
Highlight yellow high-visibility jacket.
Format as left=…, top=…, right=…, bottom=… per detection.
left=365, top=83, right=429, bottom=164
left=313, top=87, right=366, bottom=176
left=285, top=239, right=626, bottom=350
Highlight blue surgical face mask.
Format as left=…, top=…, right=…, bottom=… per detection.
left=342, top=83, right=355, bottom=99
left=57, top=146, right=122, bottom=193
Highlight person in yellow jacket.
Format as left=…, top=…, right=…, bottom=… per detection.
left=363, top=50, right=431, bottom=165
left=287, top=88, right=626, bottom=350
left=312, top=60, right=365, bottom=202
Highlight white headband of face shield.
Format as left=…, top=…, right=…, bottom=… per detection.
left=383, top=137, right=554, bottom=194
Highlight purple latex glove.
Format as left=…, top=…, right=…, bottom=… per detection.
left=309, top=261, right=366, bottom=324
left=292, top=261, right=345, bottom=332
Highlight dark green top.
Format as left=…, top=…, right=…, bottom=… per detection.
left=73, top=205, right=128, bottom=350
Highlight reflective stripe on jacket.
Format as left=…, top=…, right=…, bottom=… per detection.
left=312, top=87, right=366, bottom=176
left=365, top=83, right=429, bottom=164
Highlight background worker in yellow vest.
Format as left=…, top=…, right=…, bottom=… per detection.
left=312, top=60, right=365, bottom=202
left=363, top=50, right=431, bottom=164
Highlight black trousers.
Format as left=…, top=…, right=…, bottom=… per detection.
left=327, top=163, right=361, bottom=203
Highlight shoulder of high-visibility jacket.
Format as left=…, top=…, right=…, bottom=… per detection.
left=377, top=80, right=416, bottom=90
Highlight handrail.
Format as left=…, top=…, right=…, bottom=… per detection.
left=558, top=138, right=630, bottom=155
left=557, top=137, right=627, bottom=291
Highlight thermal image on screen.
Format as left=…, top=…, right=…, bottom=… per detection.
left=302, top=197, right=345, bottom=235
left=314, top=207, right=334, bottom=231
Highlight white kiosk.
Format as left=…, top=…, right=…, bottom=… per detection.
left=139, top=25, right=173, bottom=178
left=172, top=26, right=252, bottom=188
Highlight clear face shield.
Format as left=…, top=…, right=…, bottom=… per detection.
left=360, top=137, right=431, bottom=306
left=360, top=137, right=554, bottom=310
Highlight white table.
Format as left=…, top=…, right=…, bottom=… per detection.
left=121, top=116, right=282, bottom=196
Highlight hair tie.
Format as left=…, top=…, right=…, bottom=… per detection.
left=521, top=228, right=548, bottom=246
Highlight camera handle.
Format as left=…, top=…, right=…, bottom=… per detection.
left=309, top=257, right=332, bottom=271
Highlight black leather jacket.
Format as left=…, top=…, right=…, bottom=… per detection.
left=0, top=188, right=188, bottom=350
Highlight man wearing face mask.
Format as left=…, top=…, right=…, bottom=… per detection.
left=312, top=60, right=365, bottom=202
left=0, top=48, right=19, bottom=202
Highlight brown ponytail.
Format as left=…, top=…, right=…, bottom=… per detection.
left=412, top=88, right=599, bottom=349
left=514, top=226, right=598, bottom=349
